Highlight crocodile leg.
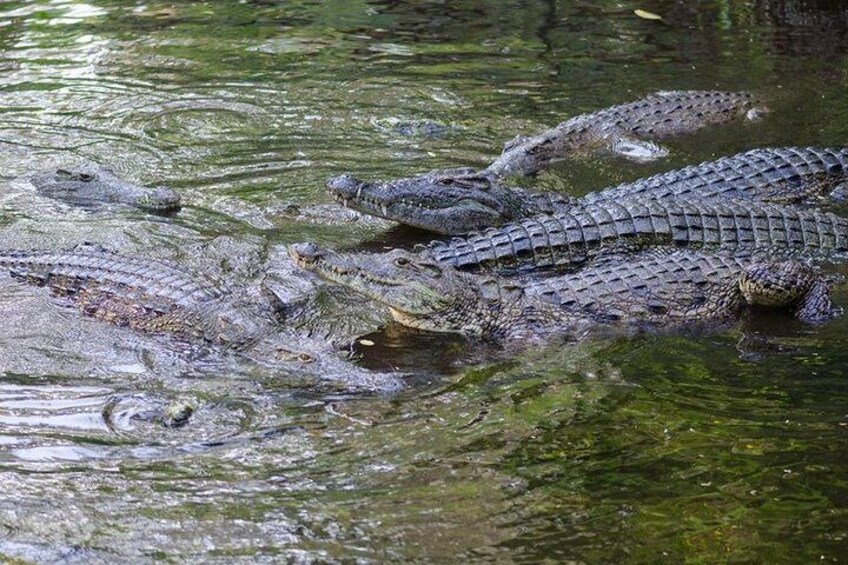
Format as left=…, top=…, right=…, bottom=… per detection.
left=739, top=261, right=841, bottom=322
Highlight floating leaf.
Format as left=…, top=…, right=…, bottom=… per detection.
left=634, top=9, right=663, bottom=21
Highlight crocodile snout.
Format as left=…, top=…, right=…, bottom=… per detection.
left=153, top=186, right=182, bottom=207
left=289, top=242, right=325, bottom=265
left=325, top=173, right=361, bottom=197
left=135, top=186, right=182, bottom=213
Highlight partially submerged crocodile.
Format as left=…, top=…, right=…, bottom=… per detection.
left=0, top=245, right=401, bottom=390
left=28, top=167, right=182, bottom=213
left=486, top=90, right=765, bottom=177
left=425, top=198, right=848, bottom=274
left=289, top=243, right=838, bottom=339
left=326, top=147, right=848, bottom=234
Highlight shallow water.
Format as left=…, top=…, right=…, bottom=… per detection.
left=0, top=0, right=847, bottom=562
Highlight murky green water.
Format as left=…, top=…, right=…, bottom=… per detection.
left=1, top=0, right=847, bottom=562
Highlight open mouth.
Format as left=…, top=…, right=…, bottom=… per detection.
left=328, top=189, right=392, bottom=217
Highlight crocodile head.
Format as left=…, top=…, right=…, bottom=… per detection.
left=289, top=242, right=504, bottom=335
left=325, top=168, right=531, bottom=234
left=30, top=167, right=182, bottom=213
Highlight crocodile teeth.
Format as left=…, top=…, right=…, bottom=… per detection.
left=356, top=185, right=363, bottom=200
left=381, top=204, right=388, bottom=216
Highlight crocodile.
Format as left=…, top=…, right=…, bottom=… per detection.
left=326, top=147, right=848, bottom=234
left=485, top=90, right=765, bottom=177
left=425, top=197, right=848, bottom=274
left=0, top=245, right=402, bottom=391
left=28, top=166, right=182, bottom=213
left=289, top=243, right=838, bottom=339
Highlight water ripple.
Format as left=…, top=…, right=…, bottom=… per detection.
left=0, top=1, right=847, bottom=561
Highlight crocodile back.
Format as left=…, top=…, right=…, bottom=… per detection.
left=0, top=249, right=228, bottom=307
left=486, top=90, right=761, bottom=177
left=523, top=251, right=752, bottom=321
left=428, top=199, right=848, bottom=273
left=581, top=147, right=848, bottom=205
left=598, top=90, right=760, bottom=138
left=0, top=248, right=284, bottom=348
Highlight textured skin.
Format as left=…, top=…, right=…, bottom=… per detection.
left=486, top=90, right=764, bottom=177
left=522, top=252, right=836, bottom=324
left=289, top=244, right=838, bottom=339
left=579, top=146, right=848, bottom=207
left=326, top=167, right=536, bottom=234
left=326, top=147, right=848, bottom=234
left=428, top=198, right=848, bottom=273
left=0, top=246, right=272, bottom=347
left=0, top=246, right=405, bottom=390
left=29, top=167, right=182, bottom=213
left=0, top=247, right=226, bottom=305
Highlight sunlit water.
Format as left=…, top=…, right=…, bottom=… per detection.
left=0, top=1, right=847, bottom=562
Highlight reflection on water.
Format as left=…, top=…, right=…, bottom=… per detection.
left=0, top=0, right=847, bottom=561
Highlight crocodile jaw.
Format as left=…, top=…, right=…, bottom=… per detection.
left=325, top=170, right=520, bottom=234
left=289, top=243, right=455, bottom=320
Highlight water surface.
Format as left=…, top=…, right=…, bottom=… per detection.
left=0, top=1, right=847, bottom=562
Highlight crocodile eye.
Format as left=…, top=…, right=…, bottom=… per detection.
left=298, top=353, right=315, bottom=363
left=394, top=257, right=410, bottom=267
left=438, top=178, right=454, bottom=186
left=79, top=173, right=96, bottom=182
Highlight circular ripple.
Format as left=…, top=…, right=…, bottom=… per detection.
left=101, top=392, right=255, bottom=446
left=125, top=99, right=272, bottom=143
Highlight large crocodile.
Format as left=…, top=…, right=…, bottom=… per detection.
left=326, top=147, right=848, bottom=234
left=425, top=197, right=848, bottom=274
left=28, top=166, right=182, bottom=213
left=289, top=244, right=838, bottom=339
left=485, top=90, right=765, bottom=177
left=0, top=245, right=402, bottom=390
